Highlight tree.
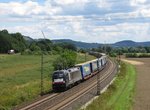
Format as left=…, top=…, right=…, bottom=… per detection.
left=56, top=43, right=77, bottom=51
left=0, top=30, right=27, bottom=53
left=106, top=45, right=112, bottom=54
left=52, top=44, right=63, bottom=52
left=144, top=47, right=150, bottom=53
left=29, top=42, right=41, bottom=51
left=78, top=48, right=86, bottom=53
left=53, top=50, right=77, bottom=70
left=97, top=46, right=103, bottom=53
left=36, top=39, right=52, bottom=51
left=11, top=33, right=27, bottom=52
left=0, top=30, right=13, bottom=53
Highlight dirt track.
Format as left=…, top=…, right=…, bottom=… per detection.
left=123, top=58, right=150, bottom=110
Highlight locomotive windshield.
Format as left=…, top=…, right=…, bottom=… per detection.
left=53, top=72, right=64, bottom=79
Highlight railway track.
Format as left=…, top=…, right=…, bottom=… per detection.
left=17, top=59, right=117, bottom=110
left=20, top=93, right=59, bottom=110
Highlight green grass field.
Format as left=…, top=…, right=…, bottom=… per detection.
left=0, top=53, right=95, bottom=110
left=83, top=62, right=136, bottom=110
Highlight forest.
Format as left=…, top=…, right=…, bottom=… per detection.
left=0, top=29, right=77, bottom=54
left=1, top=29, right=150, bottom=58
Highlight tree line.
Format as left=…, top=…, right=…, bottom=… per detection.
left=0, top=30, right=27, bottom=53
left=0, top=29, right=77, bottom=54
left=89, top=45, right=150, bottom=57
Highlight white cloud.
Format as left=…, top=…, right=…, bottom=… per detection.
left=130, top=0, right=147, bottom=6
left=97, top=0, right=112, bottom=9
left=1, top=20, right=150, bottom=43
left=138, top=7, right=150, bottom=17
left=0, top=0, right=61, bottom=17
left=53, top=0, right=89, bottom=5
left=0, top=0, right=150, bottom=43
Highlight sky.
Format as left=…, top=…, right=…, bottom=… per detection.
left=0, top=0, right=150, bottom=43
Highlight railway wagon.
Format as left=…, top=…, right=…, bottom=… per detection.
left=67, top=68, right=82, bottom=86
left=89, top=51, right=102, bottom=58
left=101, top=55, right=107, bottom=66
left=98, top=57, right=102, bottom=68
left=90, top=59, right=98, bottom=74
left=76, top=62, right=91, bottom=80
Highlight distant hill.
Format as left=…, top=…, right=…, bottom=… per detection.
left=52, top=39, right=150, bottom=48
left=113, top=40, right=150, bottom=47
left=52, top=39, right=101, bottom=49
left=22, top=36, right=150, bottom=49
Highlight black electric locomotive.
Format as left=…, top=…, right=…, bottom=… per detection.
left=52, top=68, right=82, bottom=90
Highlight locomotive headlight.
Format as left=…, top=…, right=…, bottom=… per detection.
left=54, top=78, right=64, bottom=82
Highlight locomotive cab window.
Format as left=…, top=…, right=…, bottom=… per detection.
left=53, top=72, right=64, bottom=79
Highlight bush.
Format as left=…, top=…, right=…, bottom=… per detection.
left=125, top=53, right=150, bottom=58
left=109, top=52, right=117, bottom=57
left=53, top=50, right=77, bottom=70
left=21, top=49, right=32, bottom=55
left=29, top=43, right=41, bottom=51
left=126, top=53, right=137, bottom=58
left=32, top=51, right=42, bottom=55
left=138, top=53, right=150, bottom=58
left=21, top=50, right=42, bottom=55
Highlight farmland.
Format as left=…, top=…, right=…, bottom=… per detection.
left=126, top=58, right=150, bottom=110
left=126, top=53, right=150, bottom=58
left=0, top=53, right=95, bottom=110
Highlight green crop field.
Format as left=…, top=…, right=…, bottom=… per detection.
left=126, top=53, right=150, bottom=58
left=0, top=53, right=95, bottom=110
left=83, top=62, right=136, bottom=110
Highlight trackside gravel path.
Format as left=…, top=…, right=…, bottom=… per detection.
left=124, top=58, right=150, bottom=110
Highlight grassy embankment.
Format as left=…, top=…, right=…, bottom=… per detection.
left=0, top=53, right=95, bottom=110
left=83, top=62, right=136, bottom=110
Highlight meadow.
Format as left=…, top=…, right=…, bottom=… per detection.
left=0, top=53, right=95, bottom=110
left=83, top=62, right=136, bottom=110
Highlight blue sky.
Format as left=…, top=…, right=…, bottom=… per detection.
left=0, top=0, right=150, bottom=43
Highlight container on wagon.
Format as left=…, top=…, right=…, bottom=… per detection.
left=90, top=59, right=98, bottom=73
left=67, top=67, right=82, bottom=85
left=76, top=62, right=91, bottom=80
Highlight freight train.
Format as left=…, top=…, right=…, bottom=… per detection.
left=52, top=54, right=107, bottom=91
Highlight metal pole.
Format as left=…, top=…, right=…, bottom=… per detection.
left=104, top=41, right=106, bottom=54
left=40, top=31, right=46, bottom=96
left=119, top=50, right=121, bottom=64
left=97, top=56, right=101, bottom=95
left=85, top=52, right=87, bottom=62
left=118, top=50, right=121, bottom=73
left=41, top=53, right=44, bottom=96
left=97, top=67, right=100, bottom=95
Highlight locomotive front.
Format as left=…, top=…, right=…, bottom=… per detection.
left=52, top=70, right=67, bottom=91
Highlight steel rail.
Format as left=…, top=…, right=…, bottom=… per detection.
left=46, top=59, right=116, bottom=110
